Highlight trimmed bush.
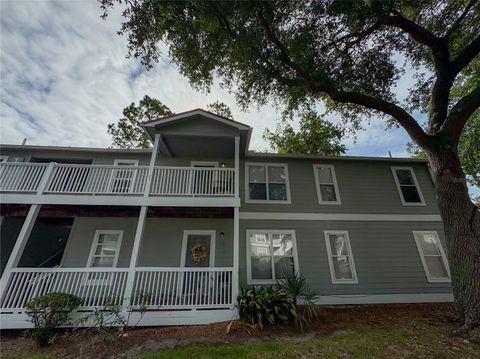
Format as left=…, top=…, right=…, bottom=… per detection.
left=25, top=292, right=82, bottom=346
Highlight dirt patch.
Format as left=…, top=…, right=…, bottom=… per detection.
left=1, top=304, right=479, bottom=358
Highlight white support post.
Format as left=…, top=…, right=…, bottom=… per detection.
left=37, top=162, right=56, bottom=194
left=123, top=134, right=160, bottom=307
left=144, top=133, right=161, bottom=197
left=234, top=136, right=240, bottom=199
left=232, top=207, right=240, bottom=309
left=0, top=204, right=41, bottom=299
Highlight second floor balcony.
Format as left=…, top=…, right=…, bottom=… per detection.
left=0, top=162, right=238, bottom=207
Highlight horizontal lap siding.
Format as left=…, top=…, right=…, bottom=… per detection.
left=62, top=217, right=233, bottom=268
left=239, top=220, right=451, bottom=295
left=241, top=158, right=439, bottom=214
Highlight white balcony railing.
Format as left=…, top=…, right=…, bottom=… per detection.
left=0, top=267, right=233, bottom=311
left=0, top=163, right=235, bottom=197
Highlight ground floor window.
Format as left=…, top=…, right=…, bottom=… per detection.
left=246, top=230, right=298, bottom=284
left=324, top=230, right=358, bottom=284
left=413, top=231, right=450, bottom=282
left=87, top=230, right=124, bottom=267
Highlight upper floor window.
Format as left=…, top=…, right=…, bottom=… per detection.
left=391, top=167, right=425, bottom=206
left=245, top=163, right=291, bottom=203
left=313, top=164, right=341, bottom=204
left=87, top=230, right=123, bottom=268
left=246, top=230, right=298, bottom=284
left=324, top=230, right=358, bottom=284
left=413, top=231, right=450, bottom=283
left=0, top=156, right=8, bottom=163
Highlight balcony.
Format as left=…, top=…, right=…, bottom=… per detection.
left=0, top=163, right=238, bottom=207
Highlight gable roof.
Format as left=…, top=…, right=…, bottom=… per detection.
left=141, top=108, right=252, bottom=131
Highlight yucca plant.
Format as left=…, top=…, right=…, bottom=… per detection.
left=276, top=272, right=319, bottom=332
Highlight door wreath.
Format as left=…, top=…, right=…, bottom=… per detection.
left=191, top=244, right=208, bottom=264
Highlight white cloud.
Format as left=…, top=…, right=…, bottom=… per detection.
left=1, top=0, right=414, bottom=157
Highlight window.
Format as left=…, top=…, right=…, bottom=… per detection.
left=245, top=163, right=291, bottom=203
left=324, top=231, right=358, bottom=284
left=87, top=230, right=123, bottom=268
left=391, top=167, right=425, bottom=206
left=313, top=164, right=341, bottom=204
left=246, top=230, right=298, bottom=284
left=0, top=156, right=8, bottom=163
left=413, top=231, right=450, bottom=282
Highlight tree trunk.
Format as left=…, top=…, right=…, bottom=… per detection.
left=427, top=146, right=480, bottom=331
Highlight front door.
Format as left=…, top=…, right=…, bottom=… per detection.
left=181, top=230, right=216, bottom=302
left=110, top=159, right=138, bottom=193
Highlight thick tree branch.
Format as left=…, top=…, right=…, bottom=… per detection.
left=443, top=85, right=480, bottom=145
left=451, top=35, right=480, bottom=75
left=444, top=0, right=478, bottom=39
left=327, top=89, right=431, bottom=148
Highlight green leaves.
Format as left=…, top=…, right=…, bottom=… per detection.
left=263, top=112, right=346, bottom=156
left=107, top=95, right=173, bottom=149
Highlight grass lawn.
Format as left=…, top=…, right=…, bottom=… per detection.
left=137, top=325, right=410, bottom=359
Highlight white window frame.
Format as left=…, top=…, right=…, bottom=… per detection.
left=87, top=230, right=124, bottom=268
left=113, top=159, right=139, bottom=166
left=180, top=230, right=216, bottom=267
left=245, top=162, right=291, bottom=204
left=190, top=161, right=219, bottom=167
left=324, top=230, right=358, bottom=284
left=246, top=229, right=299, bottom=285
left=412, top=231, right=451, bottom=283
left=391, top=166, right=426, bottom=206
left=0, top=156, right=8, bottom=163
left=313, top=164, right=341, bottom=205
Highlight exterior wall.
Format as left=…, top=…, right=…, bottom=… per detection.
left=62, top=217, right=233, bottom=268
left=239, top=219, right=450, bottom=295
left=240, top=157, right=439, bottom=214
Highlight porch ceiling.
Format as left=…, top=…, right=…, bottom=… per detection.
left=161, top=134, right=235, bottom=158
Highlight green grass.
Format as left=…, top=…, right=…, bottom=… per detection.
left=137, top=325, right=411, bottom=359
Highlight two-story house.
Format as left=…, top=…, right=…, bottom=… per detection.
left=0, top=109, right=452, bottom=329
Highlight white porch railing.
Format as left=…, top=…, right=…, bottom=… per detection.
left=0, top=163, right=235, bottom=197
left=131, top=267, right=233, bottom=309
left=0, top=267, right=233, bottom=311
left=0, top=163, right=49, bottom=192
left=0, top=268, right=129, bottom=310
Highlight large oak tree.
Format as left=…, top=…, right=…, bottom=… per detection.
left=100, top=0, right=480, bottom=330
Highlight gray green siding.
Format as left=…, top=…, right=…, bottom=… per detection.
left=239, top=219, right=450, bottom=295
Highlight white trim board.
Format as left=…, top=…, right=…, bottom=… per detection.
left=239, top=212, right=442, bottom=222
left=312, top=292, right=453, bottom=305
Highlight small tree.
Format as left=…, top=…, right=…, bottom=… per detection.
left=264, top=112, right=346, bottom=155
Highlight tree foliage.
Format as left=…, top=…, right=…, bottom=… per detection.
left=107, top=96, right=233, bottom=148
left=264, top=112, right=346, bottom=155
left=107, top=95, right=172, bottom=149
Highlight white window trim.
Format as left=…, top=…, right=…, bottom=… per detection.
left=324, top=230, right=358, bottom=284
left=180, top=230, right=216, bottom=267
left=412, top=231, right=451, bottom=283
left=245, top=162, right=292, bottom=204
left=0, top=156, right=8, bottom=163
left=190, top=161, right=219, bottom=167
left=246, top=229, right=299, bottom=285
left=87, top=230, right=124, bottom=268
left=312, top=164, right=341, bottom=205
left=391, top=166, right=426, bottom=206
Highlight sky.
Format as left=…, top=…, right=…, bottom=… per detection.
left=0, top=1, right=477, bottom=195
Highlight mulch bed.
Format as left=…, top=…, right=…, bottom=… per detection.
left=1, top=303, right=479, bottom=358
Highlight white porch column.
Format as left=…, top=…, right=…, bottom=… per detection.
left=0, top=204, right=41, bottom=298
left=232, top=207, right=240, bottom=308
left=123, top=134, right=161, bottom=307
left=234, top=136, right=240, bottom=198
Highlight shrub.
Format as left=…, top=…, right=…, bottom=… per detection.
left=237, top=286, right=296, bottom=329
left=25, top=292, right=82, bottom=346
left=276, top=273, right=318, bottom=331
